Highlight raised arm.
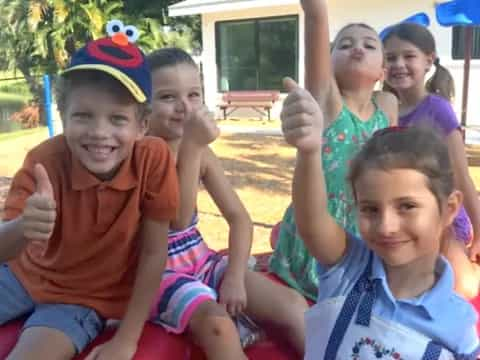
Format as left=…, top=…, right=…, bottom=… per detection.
left=170, top=106, right=219, bottom=230
left=281, top=78, right=347, bottom=266
left=302, top=0, right=342, bottom=120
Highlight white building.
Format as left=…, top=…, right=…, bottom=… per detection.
left=169, top=0, right=480, bottom=126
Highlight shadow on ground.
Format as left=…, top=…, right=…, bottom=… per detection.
left=467, top=145, right=480, bottom=167
left=215, top=134, right=295, bottom=196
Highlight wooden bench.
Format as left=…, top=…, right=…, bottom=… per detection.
left=218, top=91, right=280, bottom=121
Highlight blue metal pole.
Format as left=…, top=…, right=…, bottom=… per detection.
left=43, top=74, right=54, bottom=137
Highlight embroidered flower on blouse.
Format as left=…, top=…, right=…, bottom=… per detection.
left=351, top=337, right=403, bottom=359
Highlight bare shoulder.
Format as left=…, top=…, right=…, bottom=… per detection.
left=374, top=91, right=398, bottom=126
left=374, top=90, right=398, bottom=109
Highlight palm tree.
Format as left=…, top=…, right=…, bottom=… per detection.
left=124, top=0, right=201, bottom=51
left=0, top=0, right=197, bottom=125
left=0, top=0, right=126, bottom=123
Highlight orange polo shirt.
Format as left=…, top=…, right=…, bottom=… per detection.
left=3, top=135, right=178, bottom=319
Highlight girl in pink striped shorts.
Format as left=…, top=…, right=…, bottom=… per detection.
left=146, top=48, right=308, bottom=360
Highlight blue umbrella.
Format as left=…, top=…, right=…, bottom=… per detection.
left=435, top=0, right=480, bottom=128
left=436, top=0, right=480, bottom=26
left=379, top=12, right=430, bottom=40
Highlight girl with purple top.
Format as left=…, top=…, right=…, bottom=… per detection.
left=383, top=22, right=480, bottom=299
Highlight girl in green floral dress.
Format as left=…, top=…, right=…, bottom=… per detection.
left=269, top=0, right=397, bottom=300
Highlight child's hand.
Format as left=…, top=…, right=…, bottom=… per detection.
left=183, top=105, right=219, bottom=148
left=218, top=271, right=247, bottom=317
left=84, top=338, right=136, bottom=360
left=281, top=77, right=324, bottom=153
left=21, top=164, right=56, bottom=242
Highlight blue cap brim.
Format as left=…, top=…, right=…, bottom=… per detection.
left=62, top=64, right=147, bottom=103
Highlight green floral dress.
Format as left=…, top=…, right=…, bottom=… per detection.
left=269, top=102, right=389, bottom=300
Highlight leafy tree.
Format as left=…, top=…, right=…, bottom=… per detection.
left=0, top=0, right=200, bottom=125
left=123, top=0, right=201, bottom=51
left=0, top=0, right=127, bottom=124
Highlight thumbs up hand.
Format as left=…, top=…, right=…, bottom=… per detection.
left=22, top=164, right=56, bottom=241
left=184, top=104, right=219, bottom=148
left=280, top=77, right=324, bottom=153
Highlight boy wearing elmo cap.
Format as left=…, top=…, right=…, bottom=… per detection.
left=0, top=20, right=178, bottom=359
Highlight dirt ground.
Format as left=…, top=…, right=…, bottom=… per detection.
left=198, top=133, right=295, bottom=253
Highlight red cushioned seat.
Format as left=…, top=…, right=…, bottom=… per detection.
left=0, top=320, right=21, bottom=359
left=470, top=294, right=480, bottom=334
left=2, top=291, right=478, bottom=358
left=0, top=319, right=297, bottom=359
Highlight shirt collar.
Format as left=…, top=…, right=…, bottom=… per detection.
left=71, top=145, right=138, bottom=191
left=370, top=254, right=454, bottom=320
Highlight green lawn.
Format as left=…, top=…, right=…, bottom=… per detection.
left=0, top=90, right=31, bottom=133
left=0, top=92, right=29, bottom=106
left=0, top=128, right=49, bottom=177
left=0, top=126, right=46, bottom=141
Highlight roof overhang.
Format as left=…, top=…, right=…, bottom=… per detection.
left=169, top=0, right=298, bottom=17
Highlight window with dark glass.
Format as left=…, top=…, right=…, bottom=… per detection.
left=452, top=26, right=480, bottom=60
left=216, top=16, right=298, bottom=91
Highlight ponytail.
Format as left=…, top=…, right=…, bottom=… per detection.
left=425, top=58, right=455, bottom=102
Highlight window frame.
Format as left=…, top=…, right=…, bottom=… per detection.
left=215, top=15, right=299, bottom=92
left=451, top=26, right=480, bottom=60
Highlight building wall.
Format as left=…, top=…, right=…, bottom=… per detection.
left=200, top=0, right=480, bottom=125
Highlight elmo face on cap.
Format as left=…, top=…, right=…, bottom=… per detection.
left=88, top=20, right=143, bottom=68
left=64, top=19, right=151, bottom=103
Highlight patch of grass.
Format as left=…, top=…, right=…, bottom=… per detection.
left=0, top=128, right=49, bottom=177
left=0, top=127, right=46, bottom=142
left=0, top=81, right=31, bottom=98
left=0, top=92, right=29, bottom=107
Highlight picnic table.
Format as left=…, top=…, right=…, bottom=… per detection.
left=218, top=91, right=280, bottom=121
